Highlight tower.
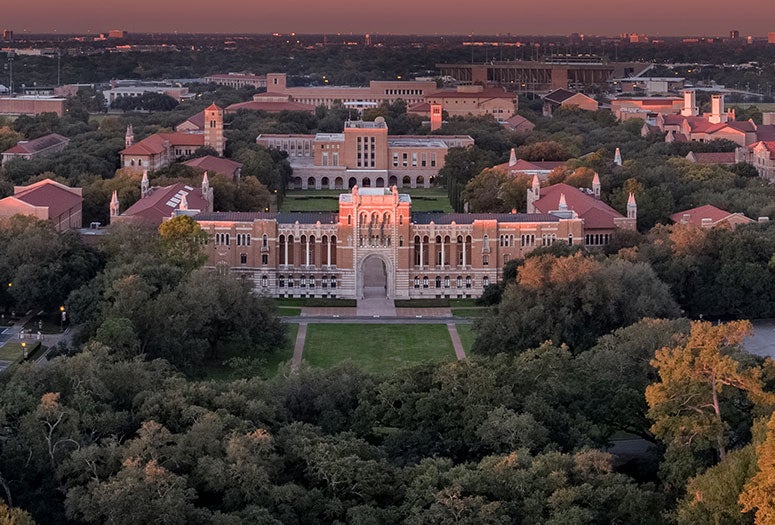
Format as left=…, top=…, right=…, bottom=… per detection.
left=627, top=192, right=637, bottom=221
left=204, top=103, right=224, bottom=156
left=709, top=94, right=729, bottom=124
left=125, top=124, right=134, bottom=148
left=141, top=170, right=150, bottom=198
left=179, top=193, right=188, bottom=211
left=558, top=193, right=568, bottom=211
left=430, top=103, right=442, bottom=132
left=614, top=147, right=622, bottom=167
left=526, top=174, right=541, bottom=213
left=592, top=172, right=601, bottom=199
left=109, top=190, right=120, bottom=219
left=681, top=90, right=698, bottom=117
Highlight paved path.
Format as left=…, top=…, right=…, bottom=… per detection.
left=283, top=316, right=473, bottom=325
left=0, top=312, right=35, bottom=372
left=446, top=323, right=467, bottom=361
left=298, top=307, right=455, bottom=319
left=356, top=297, right=397, bottom=317
left=291, top=323, right=308, bottom=372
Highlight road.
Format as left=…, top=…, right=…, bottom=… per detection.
left=746, top=321, right=775, bottom=358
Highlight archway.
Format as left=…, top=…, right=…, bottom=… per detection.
left=362, top=177, right=372, bottom=187
left=292, top=176, right=302, bottom=189
left=307, top=176, right=316, bottom=189
left=321, top=176, right=330, bottom=189
left=389, top=175, right=398, bottom=187
left=361, top=255, right=388, bottom=299
left=348, top=177, right=357, bottom=188
left=375, top=177, right=385, bottom=187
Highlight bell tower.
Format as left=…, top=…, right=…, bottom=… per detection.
left=204, top=103, right=224, bottom=155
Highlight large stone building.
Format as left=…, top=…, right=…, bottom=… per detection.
left=257, top=118, right=474, bottom=190
left=408, top=85, right=517, bottom=120
left=111, top=172, right=214, bottom=225
left=119, top=103, right=225, bottom=173
left=196, top=186, right=584, bottom=300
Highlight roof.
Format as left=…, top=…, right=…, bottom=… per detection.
left=205, top=73, right=266, bottom=81
left=182, top=155, right=242, bottom=176
left=121, top=132, right=205, bottom=156
left=543, top=89, right=578, bottom=104
left=503, top=114, right=536, bottom=132
left=196, top=212, right=340, bottom=224
left=412, top=212, right=560, bottom=224
left=4, top=133, right=69, bottom=155
left=196, top=212, right=277, bottom=222
left=225, top=100, right=316, bottom=113
left=686, top=151, right=736, bottom=165
left=10, top=179, right=82, bottom=218
left=670, top=205, right=754, bottom=226
left=121, top=183, right=209, bottom=224
left=533, top=183, right=624, bottom=229
left=494, top=159, right=565, bottom=173
left=178, top=110, right=205, bottom=130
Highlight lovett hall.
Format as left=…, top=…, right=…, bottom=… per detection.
left=196, top=186, right=594, bottom=301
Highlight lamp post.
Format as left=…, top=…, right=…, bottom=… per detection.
left=59, top=305, right=66, bottom=332
left=21, top=341, right=27, bottom=360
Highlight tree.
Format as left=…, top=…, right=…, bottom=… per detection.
left=157, top=215, right=207, bottom=272
left=646, top=321, right=773, bottom=486
left=0, top=501, right=36, bottom=525
left=437, top=146, right=498, bottom=212
left=740, top=414, right=775, bottom=524
left=462, top=169, right=531, bottom=213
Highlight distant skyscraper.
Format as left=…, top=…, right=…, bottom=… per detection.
left=730, top=30, right=739, bottom=40
left=365, top=33, right=371, bottom=46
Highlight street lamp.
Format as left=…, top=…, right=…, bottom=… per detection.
left=59, top=305, right=66, bottom=332
left=21, top=341, right=27, bottom=359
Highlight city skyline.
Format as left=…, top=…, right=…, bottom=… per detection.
left=2, top=0, right=775, bottom=37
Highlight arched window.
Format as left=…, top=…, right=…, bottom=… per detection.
left=262, top=234, right=268, bottom=248
left=483, top=276, right=490, bottom=287
left=435, top=276, right=441, bottom=288
left=261, top=275, right=268, bottom=287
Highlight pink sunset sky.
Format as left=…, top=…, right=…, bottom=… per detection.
left=3, top=0, right=774, bottom=36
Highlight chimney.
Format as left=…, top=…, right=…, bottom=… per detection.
left=681, top=213, right=691, bottom=224
left=109, top=190, right=120, bottom=219
left=709, top=94, right=727, bottom=124
left=509, top=148, right=517, bottom=167
left=141, top=170, right=149, bottom=198
left=681, top=90, right=698, bottom=117
left=701, top=217, right=713, bottom=228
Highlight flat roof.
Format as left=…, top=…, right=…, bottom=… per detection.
left=388, top=138, right=447, bottom=148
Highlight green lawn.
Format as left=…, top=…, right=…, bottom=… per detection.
left=451, top=307, right=491, bottom=319
left=277, top=306, right=303, bottom=317
left=303, top=324, right=456, bottom=374
left=0, top=343, right=23, bottom=363
left=197, top=324, right=298, bottom=381
left=455, top=324, right=477, bottom=353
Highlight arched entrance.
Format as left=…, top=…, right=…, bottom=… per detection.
left=360, top=255, right=388, bottom=299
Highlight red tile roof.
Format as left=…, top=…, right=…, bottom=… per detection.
left=182, top=155, right=242, bottom=177
left=121, top=182, right=210, bottom=225
left=426, top=87, right=515, bottom=100
left=494, top=159, right=565, bottom=173
left=686, top=151, right=736, bottom=165
left=11, top=179, right=82, bottom=218
left=534, top=183, right=624, bottom=230
left=4, top=133, right=69, bottom=155
left=120, top=132, right=205, bottom=156
left=670, top=204, right=754, bottom=226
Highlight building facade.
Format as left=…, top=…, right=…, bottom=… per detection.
left=257, top=119, right=474, bottom=189
left=197, top=187, right=583, bottom=300
left=0, top=179, right=82, bottom=231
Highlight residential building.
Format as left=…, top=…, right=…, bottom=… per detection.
left=1, top=133, right=69, bottom=165
left=0, top=179, right=82, bottom=231
left=120, top=104, right=225, bottom=173
left=542, top=89, right=598, bottom=116
left=670, top=205, right=756, bottom=229
left=526, top=174, right=636, bottom=247
left=110, top=172, right=214, bottom=225
left=257, top=118, right=474, bottom=190
left=196, top=186, right=584, bottom=300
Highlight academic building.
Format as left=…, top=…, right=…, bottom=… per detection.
left=196, top=186, right=584, bottom=300
left=257, top=118, right=474, bottom=189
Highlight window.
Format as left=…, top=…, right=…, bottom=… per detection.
left=279, top=275, right=285, bottom=288
left=457, top=276, right=463, bottom=288
left=331, top=276, right=337, bottom=288
left=300, top=276, right=307, bottom=287
left=430, top=153, right=437, bottom=167
left=402, top=152, right=408, bottom=167
left=288, top=275, right=294, bottom=288
left=482, top=255, right=489, bottom=266
left=393, top=153, right=399, bottom=167
left=466, top=276, right=472, bottom=288
left=435, top=276, right=441, bottom=288
left=240, top=253, right=247, bottom=265
left=444, top=276, right=450, bottom=288
left=504, top=254, right=509, bottom=265
left=261, top=275, right=268, bottom=287
left=412, top=152, right=418, bottom=167
left=262, top=254, right=268, bottom=265
left=483, top=276, right=490, bottom=287
left=262, top=234, right=268, bottom=248
left=399, top=236, right=404, bottom=247
left=309, top=275, right=315, bottom=288
left=414, top=276, right=420, bottom=288
left=422, top=276, right=429, bottom=288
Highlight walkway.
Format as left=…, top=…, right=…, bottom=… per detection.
left=300, top=307, right=454, bottom=318
left=291, top=323, right=308, bottom=372
left=446, top=323, right=467, bottom=360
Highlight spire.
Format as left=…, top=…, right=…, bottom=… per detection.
left=179, top=193, right=188, bottom=211
left=109, top=190, right=120, bottom=218
left=592, top=171, right=601, bottom=199
left=558, top=193, right=568, bottom=211
left=526, top=174, right=540, bottom=213
left=614, top=147, right=622, bottom=166
left=201, top=171, right=210, bottom=197
left=627, top=192, right=637, bottom=221
left=509, top=148, right=517, bottom=167
left=141, top=170, right=149, bottom=198
left=125, top=124, right=134, bottom=148
left=532, top=173, right=540, bottom=193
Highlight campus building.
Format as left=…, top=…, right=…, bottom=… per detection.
left=257, top=118, right=474, bottom=189
left=196, top=186, right=584, bottom=300
left=1, top=133, right=69, bottom=165
left=0, top=179, right=82, bottom=231
left=203, top=73, right=268, bottom=89
left=119, top=103, right=225, bottom=173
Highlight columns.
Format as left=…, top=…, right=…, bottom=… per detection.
left=441, top=238, right=445, bottom=267
left=327, top=238, right=332, bottom=266
left=420, top=239, right=424, bottom=268
left=462, top=240, right=467, bottom=268
left=305, top=237, right=310, bottom=267
left=284, top=238, right=289, bottom=266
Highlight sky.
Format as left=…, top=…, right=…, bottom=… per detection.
left=3, top=0, right=775, bottom=36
